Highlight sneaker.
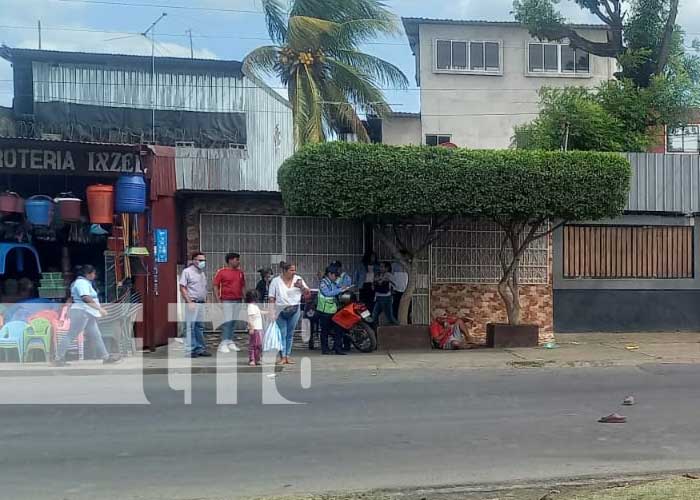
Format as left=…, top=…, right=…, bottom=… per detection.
left=103, top=355, right=122, bottom=365
left=198, top=351, right=213, bottom=358
left=218, top=344, right=231, bottom=354
left=174, top=338, right=185, bottom=345
left=229, top=343, right=241, bottom=352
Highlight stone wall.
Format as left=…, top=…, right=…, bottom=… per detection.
left=182, top=193, right=285, bottom=258
left=430, top=283, right=554, bottom=345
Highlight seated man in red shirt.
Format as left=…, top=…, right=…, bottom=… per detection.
left=430, top=315, right=477, bottom=350
left=213, top=252, right=246, bottom=353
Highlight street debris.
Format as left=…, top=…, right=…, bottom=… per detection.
left=543, top=342, right=558, bottom=349
left=598, top=413, right=627, bottom=424
left=622, top=396, right=636, bottom=406
left=625, top=345, right=640, bottom=351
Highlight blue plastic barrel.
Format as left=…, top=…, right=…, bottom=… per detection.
left=25, top=195, right=55, bottom=226
left=115, top=175, right=146, bottom=213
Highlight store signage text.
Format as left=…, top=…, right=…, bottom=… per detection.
left=0, top=148, right=142, bottom=175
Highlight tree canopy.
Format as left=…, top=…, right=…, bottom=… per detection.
left=279, top=142, right=632, bottom=223
left=243, top=0, right=408, bottom=146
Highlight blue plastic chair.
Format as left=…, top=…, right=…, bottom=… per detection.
left=0, top=321, right=28, bottom=362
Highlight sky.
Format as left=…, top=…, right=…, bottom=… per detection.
left=0, top=0, right=699, bottom=111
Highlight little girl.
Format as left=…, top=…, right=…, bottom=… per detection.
left=246, top=290, right=264, bottom=366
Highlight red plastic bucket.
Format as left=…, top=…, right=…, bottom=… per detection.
left=54, top=194, right=82, bottom=222
left=86, top=184, right=114, bottom=224
left=0, top=192, right=23, bottom=214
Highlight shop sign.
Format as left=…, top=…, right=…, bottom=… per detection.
left=0, top=147, right=142, bottom=176
left=154, top=229, right=168, bottom=263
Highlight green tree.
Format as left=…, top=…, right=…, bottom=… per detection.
left=279, top=143, right=631, bottom=326
left=243, top=0, right=408, bottom=146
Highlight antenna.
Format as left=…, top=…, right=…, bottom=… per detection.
left=141, top=12, right=168, bottom=143
left=186, top=29, right=194, bottom=59
left=37, top=20, right=42, bottom=49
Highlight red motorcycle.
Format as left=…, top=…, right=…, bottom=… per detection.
left=330, top=291, right=377, bottom=353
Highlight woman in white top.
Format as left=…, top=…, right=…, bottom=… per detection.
left=268, top=261, right=310, bottom=365
left=53, top=265, right=120, bottom=366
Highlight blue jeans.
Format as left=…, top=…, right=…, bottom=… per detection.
left=221, top=300, right=243, bottom=343
left=276, top=306, right=301, bottom=357
left=372, top=296, right=398, bottom=325
left=56, top=309, right=109, bottom=361
left=185, top=303, right=207, bottom=355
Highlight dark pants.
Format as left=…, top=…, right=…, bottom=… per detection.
left=318, top=311, right=343, bottom=354
left=373, top=296, right=398, bottom=325
left=359, top=284, right=375, bottom=311
left=392, top=292, right=412, bottom=324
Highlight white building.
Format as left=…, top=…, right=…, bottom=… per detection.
left=382, top=18, right=617, bottom=149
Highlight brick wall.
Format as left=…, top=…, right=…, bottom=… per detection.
left=182, top=193, right=285, bottom=258
left=430, top=283, right=554, bottom=345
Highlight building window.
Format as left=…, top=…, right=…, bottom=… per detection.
left=528, top=43, right=590, bottom=74
left=435, top=40, right=500, bottom=73
left=564, top=225, right=694, bottom=279
left=426, top=134, right=452, bottom=146
left=667, top=125, right=700, bottom=153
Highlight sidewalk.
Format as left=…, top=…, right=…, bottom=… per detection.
left=1, top=332, right=698, bottom=376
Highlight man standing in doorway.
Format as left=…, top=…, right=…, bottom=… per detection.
left=392, top=261, right=411, bottom=324
left=179, top=252, right=212, bottom=358
left=213, top=252, right=246, bottom=353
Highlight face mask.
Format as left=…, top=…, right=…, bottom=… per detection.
left=197, top=261, right=206, bottom=270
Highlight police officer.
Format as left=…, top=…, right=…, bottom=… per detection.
left=317, top=265, right=347, bottom=355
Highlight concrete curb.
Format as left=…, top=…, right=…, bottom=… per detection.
left=0, top=365, right=285, bottom=377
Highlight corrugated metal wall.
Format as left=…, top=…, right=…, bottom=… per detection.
left=33, top=61, right=294, bottom=192
left=626, top=153, right=700, bottom=214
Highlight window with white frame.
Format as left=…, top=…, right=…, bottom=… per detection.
left=436, top=40, right=500, bottom=73
left=667, top=125, right=700, bottom=153
left=528, top=43, right=590, bottom=74
left=426, top=134, right=452, bottom=146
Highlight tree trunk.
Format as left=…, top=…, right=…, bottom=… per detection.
left=397, top=259, right=418, bottom=325
left=656, top=0, right=680, bottom=75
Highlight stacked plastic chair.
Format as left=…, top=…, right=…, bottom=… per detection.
left=23, top=317, right=52, bottom=362
left=0, top=320, right=28, bottom=362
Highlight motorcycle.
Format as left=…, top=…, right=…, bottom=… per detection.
left=329, top=290, right=377, bottom=353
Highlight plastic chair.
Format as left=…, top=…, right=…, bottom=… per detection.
left=0, top=320, right=28, bottom=362
left=49, top=307, right=84, bottom=361
left=24, top=317, right=52, bottom=362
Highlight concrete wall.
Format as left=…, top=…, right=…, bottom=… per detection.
left=381, top=115, right=422, bottom=145
left=416, top=23, right=616, bottom=149
left=553, top=214, right=700, bottom=332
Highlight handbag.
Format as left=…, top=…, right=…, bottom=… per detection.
left=263, top=321, right=283, bottom=352
left=280, top=305, right=299, bottom=316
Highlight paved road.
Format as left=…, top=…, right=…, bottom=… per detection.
left=1, top=364, right=700, bottom=499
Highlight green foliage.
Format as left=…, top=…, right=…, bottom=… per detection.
left=279, top=142, right=631, bottom=223
left=513, top=87, right=649, bottom=151
left=244, top=0, right=408, bottom=146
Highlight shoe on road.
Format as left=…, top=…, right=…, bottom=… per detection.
left=598, top=413, right=627, bottom=424
left=229, top=343, right=241, bottom=352
left=218, top=344, right=231, bottom=354
left=198, top=351, right=213, bottom=357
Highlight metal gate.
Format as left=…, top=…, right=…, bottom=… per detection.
left=199, top=214, right=365, bottom=290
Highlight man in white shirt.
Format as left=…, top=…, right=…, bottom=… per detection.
left=391, top=261, right=411, bottom=324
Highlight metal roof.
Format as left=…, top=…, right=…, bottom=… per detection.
left=402, top=17, right=609, bottom=32
left=0, top=46, right=243, bottom=76
left=389, top=112, right=420, bottom=118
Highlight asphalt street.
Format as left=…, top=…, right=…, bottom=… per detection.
left=1, top=364, right=700, bottom=499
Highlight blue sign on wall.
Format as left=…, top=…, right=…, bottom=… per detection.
left=154, top=229, right=168, bottom=263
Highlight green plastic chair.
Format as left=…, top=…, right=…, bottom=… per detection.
left=24, top=317, right=52, bottom=362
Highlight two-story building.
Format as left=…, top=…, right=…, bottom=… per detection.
left=380, top=18, right=617, bottom=149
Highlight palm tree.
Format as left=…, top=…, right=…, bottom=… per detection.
left=243, top=0, right=409, bottom=146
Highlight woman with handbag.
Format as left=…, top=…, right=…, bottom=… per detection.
left=268, top=261, right=310, bottom=365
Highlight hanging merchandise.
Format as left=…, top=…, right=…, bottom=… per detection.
left=115, top=175, right=146, bottom=214
left=126, top=213, right=149, bottom=257
left=54, top=193, right=82, bottom=222
left=0, top=192, right=24, bottom=215
left=25, top=195, right=55, bottom=226
left=86, top=184, right=114, bottom=224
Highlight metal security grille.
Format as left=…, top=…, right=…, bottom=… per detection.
left=199, top=214, right=364, bottom=290
left=431, top=220, right=549, bottom=284
left=373, top=224, right=431, bottom=325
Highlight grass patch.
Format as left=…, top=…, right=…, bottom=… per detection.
left=564, top=478, right=700, bottom=499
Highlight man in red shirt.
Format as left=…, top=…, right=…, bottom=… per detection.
left=213, top=252, right=246, bottom=353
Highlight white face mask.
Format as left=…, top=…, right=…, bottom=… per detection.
left=197, top=261, right=206, bottom=270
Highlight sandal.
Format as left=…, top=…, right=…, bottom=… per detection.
left=286, top=357, right=296, bottom=365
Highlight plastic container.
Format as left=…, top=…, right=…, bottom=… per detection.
left=54, top=194, right=82, bottom=222
left=115, top=175, right=146, bottom=214
left=0, top=192, right=23, bottom=214
left=86, top=184, right=114, bottom=224
left=332, top=304, right=362, bottom=330
left=25, top=195, right=55, bottom=226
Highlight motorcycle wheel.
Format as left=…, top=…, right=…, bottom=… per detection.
left=348, top=322, right=377, bottom=353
